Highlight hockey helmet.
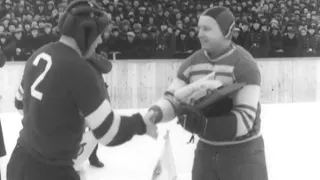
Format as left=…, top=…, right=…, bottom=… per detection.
left=58, top=0, right=111, bottom=55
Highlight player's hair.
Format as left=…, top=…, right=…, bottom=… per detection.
left=58, top=0, right=112, bottom=54
left=202, top=6, right=235, bottom=40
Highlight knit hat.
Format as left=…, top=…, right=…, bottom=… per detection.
left=201, top=6, right=235, bottom=39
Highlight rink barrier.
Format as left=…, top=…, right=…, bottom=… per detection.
left=1, top=57, right=320, bottom=112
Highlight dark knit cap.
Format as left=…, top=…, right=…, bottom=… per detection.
left=202, top=6, right=235, bottom=39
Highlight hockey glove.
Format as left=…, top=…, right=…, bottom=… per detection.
left=176, top=105, right=208, bottom=135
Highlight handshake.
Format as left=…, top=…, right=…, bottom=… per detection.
left=142, top=110, right=160, bottom=139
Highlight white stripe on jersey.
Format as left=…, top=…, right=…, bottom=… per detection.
left=98, top=112, right=121, bottom=145
left=84, top=99, right=122, bottom=145
left=85, top=100, right=112, bottom=129
left=19, top=85, right=24, bottom=94
left=230, top=110, right=250, bottom=137
left=15, top=84, right=24, bottom=101
left=15, top=91, right=23, bottom=101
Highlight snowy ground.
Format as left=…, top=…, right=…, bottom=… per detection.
left=0, top=102, right=320, bottom=180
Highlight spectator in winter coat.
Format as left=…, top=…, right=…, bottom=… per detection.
left=238, top=21, right=250, bottom=49
left=40, top=23, right=56, bottom=46
left=245, top=19, right=269, bottom=58
left=0, top=33, right=10, bottom=59
left=186, top=28, right=201, bottom=53
left=175, top=30, right=188, bottom=53
left=24, top=26, right=42, bottom=54
left=135, top=28, right=153, bottom=59
left=282, top=29, right=299, bottom=57
left=232, top=27, right=242, bottom=46
left=121, top=32, right=138, bottom=59
left=268, top=26, right=284, bottom=57
left=298, top=27, right=316, bottom=57
left=11, top=27, right=28, bottom=61
left=306, top=24, right=317, bottom=56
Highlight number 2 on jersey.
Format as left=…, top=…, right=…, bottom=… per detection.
left=31, top=53, right=52, bottom=101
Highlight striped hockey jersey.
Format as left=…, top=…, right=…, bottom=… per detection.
left=152, top=44, right=262, bottom=145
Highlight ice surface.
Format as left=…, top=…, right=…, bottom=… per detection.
left=0, top=102, right=320, bottom=180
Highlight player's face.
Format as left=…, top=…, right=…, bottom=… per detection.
left=197, top=15, right=224, bottom=50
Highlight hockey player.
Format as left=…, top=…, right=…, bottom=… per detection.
left=145, top=6, right=268, bottom=180
left=7, top=1, right=157, bottom=180
left=14, top=51, right=110, bottom=169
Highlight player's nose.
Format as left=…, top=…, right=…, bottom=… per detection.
left=197, top=29, right=204, bottom=38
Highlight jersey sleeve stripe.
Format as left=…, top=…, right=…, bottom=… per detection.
left=189, top=70, right=213, bottom=77
left=234, top=109, right=251, bottom=130
left=15, top=91, right=23, bottom=101
left=92, top=111, right=114, bottom=139
left=231, top=109, right=250, bottom=137
left=19, top=85, right=24, bottom=94
left=234, top=104, right=257, bottom=113
left=97, top=112, right=121, bottom=145
left=85, top=100, right=112, bottom=129
left=215, top=72, right=234, bottom=77
left=234, top=107, right=255, bottom=122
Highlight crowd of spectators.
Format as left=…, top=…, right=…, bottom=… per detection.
left=0, top=0, right=319, bottom=61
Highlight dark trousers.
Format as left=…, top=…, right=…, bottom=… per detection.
left=7, top=144, right=80, bottom=180
left=89, top=144, right=99, bottom=162
left=192, top=136, right=268, bottom=180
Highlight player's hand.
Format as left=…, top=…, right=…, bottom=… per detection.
left=176, top=105, right=207, bottom=135
left=143, top=111, right=159, bottom=139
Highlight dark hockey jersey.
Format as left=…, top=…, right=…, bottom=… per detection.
left=15, top=42, right=145, bottom=166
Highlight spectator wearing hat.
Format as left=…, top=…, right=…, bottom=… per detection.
left=121, top=31, right=138, bottom=59
left=34, top=2, right=46, bottom=16
left=135, top=27, right=153, bottom=59
left=238, top=20, right=250, bottom=49
left=283, top=28, right=299, bottom=57
left=306, top=24, right=317, bottom=56
left=46, top=1, right=55, bottom=17
left=186, top=28, right=201, bottom=53
left=15, top=3, right=25, bottom=18
left=232, top=26, right=242, bottom=45
left=49, top=9, right=60, bottom=27
left=175, top=29, right=188, bottom=58
left=133, top=23, right=142, bottom=37
left=5, top=26, right=26, bottom=61
left=0, top=32, right=10, bottom=59
left=268, top=26, right=284, bottom=57
left=24, top=25, right=41, bottom=55
left=176, top=20, right=184, bottom=31
left=23, top=20, right=31, bottom=36
left=113, top=14, right=122, bottom=27
left=105, top=27, right=121, bottom=53
left=23, top=12, right=34, bottom=22
left=119, top=19, right=130, bottom=35
left=298, top=26, right=315, bottom=57
left=246, top=18, right=269, bottom=58
left=40, top=23, right=56, bottom=45
left=12, top=26, right=28, bottom=60
left=0, top=20, right=8, bottom=33
left=152, top=22, right=175, bottom=59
